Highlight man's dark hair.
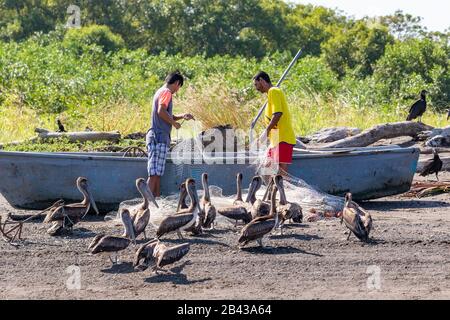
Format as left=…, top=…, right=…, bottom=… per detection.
left=253, top=71, right=271, bottom=84
left=165, top=71, right=184, bottom=87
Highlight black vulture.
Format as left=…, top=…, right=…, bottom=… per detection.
left=406, top=90, right=428, bottom=122
left=57, top=119, right=67, bottom=132
left=420, top=149, right=443, bottom=181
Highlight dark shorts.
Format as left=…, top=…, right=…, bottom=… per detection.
left=267, top=142, right=294, bottom=164
left=147, top=138, right=169, bottom=177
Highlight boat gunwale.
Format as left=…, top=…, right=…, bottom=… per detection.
left=0, top=146, right=420, bottom=163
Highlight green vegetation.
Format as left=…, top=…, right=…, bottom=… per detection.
left=0, top=1, right=449, bottom=149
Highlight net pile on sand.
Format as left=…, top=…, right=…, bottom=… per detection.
left=252, top=152, right=345, bottom=218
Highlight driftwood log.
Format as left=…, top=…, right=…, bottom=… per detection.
left=324, top=122, right=434, bottom=149
left=34, top=128, right=121, bottom=143
left=307, top=127, right=361, bottom=143
left=420, top=147, right=450, bottom=155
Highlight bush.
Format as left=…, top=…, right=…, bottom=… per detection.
left=63, top=24, right=125, bottom=54
left=373, top=38, right=450, bottom=109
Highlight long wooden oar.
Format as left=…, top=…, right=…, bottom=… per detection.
left=249, top=48, right=303, bottom=145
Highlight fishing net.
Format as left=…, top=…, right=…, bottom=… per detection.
left=251, top=147, right=345, bottom=219
left=114, top=125, right=345, bottom=226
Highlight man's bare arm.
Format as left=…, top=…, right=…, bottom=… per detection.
left=266, top=112, right=282, bottom=132
left=157, top=104, right=180, bottom=129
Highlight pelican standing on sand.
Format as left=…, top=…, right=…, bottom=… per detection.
left=134, top=239, right=190, bottom=274
left=341, top=193, right=373, bottom=242
left=200, top=173, right=217, bottom=229
left=177, top=182, right=188, bottom=211
left=249, top=176, right=270, bottom=219
left=273, top=175, right=303, bottom=233
left=89, top=209, right=136, bottom=265
left=233, top=173, right=245, bottom=206
left=156, top=178, right=201, bottom=239
left=44, top=177, right=99, bottom=236
left=238, top=180, right=279, bottom=249
left=122, top=178, right=159, bottom=240
left=217, top=175, right=263, bottom=227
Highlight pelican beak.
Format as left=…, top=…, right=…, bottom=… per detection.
left=145, top=184, right=159, bottom=208
left=244, top=183, right=252, bottom=203
left=192, top=184, right=202, bottom=214
left=87, top=188, right=100, bottom=215
left=127, top=218, right=136, bottom=245
left=245, top=178, right=256, bottom=203
left=177, top=188, right=186, bottom=211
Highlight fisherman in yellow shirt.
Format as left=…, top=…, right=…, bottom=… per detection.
left=253, top=71, right=296, bottom=177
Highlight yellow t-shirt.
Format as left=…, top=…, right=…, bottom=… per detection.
left=264, top=87, right=296, bottom=147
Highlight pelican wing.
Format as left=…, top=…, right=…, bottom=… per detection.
left=218, top=206, right=251, bottom=222
left=277, top=204, right=293, bottom=220
left=44, top=205, right=67, bottom=223
left=156, top=213, right=194, bottom=238
left=343, top=207, right=368, bottom=241
left=287, top=203, right=303, bottom=222
left=134, top=209, right=150, bottom=236
left=238, top=219, right=275, bottom=244
left=203, top=203, right=217, bottom=228
left=157, top=243, right=190, bottom=268
left=44, top=205, right=87, bottom=223
left=88, top=234, right=105, bottom=250
left=134, top=241, right=157, bottom=266
left=90, top=236, right=130, bottom=254
left=251, top=200, right=270, bottom=218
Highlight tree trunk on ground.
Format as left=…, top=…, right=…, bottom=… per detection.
left=420, top=147, right=450, bottom=155
left=307, top=127, right=361, bottom=143
left=34, top=128, right=121, bottom=143
left=324, top=122, right=434, bottom=149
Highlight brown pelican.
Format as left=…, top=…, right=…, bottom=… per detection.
left=177, top=182, right=188, bottom=211
left=122, top=178, right=158, bottom=240
left=178, top=180, right=203, bottom=236
left=156, top=178, right=201, bottom=239
left=341, top=193, right=373, bottom=242
left=420, top=149, right=443, bottom=181
left=89, top=209, right=136, bottom=264
left=216, top=176, right=263, bottom=227
left=233, top=173, right=245, bottom=206
left=44, top=177, right=99, bottom=235
left=128, top=178, right=159, bottom=219
left=238, top=181, right=279, bottom=248
left=273, top=175, right=303, bottom=234
left=249, top=176, right=270, bottom=219
left=134, top=239, right=190, bottom=274
left=200, top=173, right=217, bottom=230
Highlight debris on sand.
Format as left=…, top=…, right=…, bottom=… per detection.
left=402, top=181, right=450, bottom=198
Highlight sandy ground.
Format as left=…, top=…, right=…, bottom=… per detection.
left=0, top=172, right=449, bottom=300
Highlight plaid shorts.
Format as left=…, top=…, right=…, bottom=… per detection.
left=147, top=138, right=169, bottom=176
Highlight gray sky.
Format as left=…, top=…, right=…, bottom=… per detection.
left=292, top=0, right=449, bottom=32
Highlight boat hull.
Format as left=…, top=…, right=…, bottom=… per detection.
left=0, top=147, right=420, bottom=212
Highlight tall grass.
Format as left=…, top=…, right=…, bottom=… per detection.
left=1, top=85, right=447, bottom=146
